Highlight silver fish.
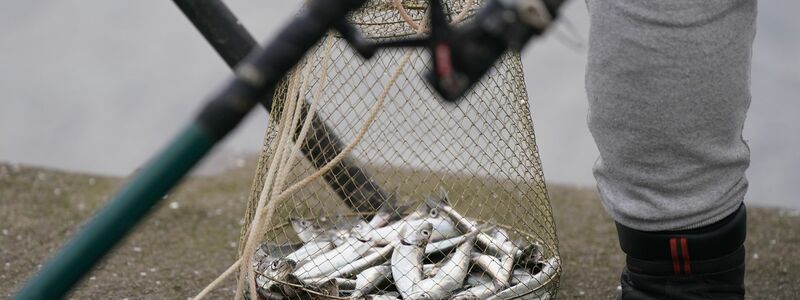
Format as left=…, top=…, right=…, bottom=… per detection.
left=449, top=281, right=502, bottom=300
left=391, top=221, right=433, bottom=299
left=370, top=193, right=448, bottom=243
left=496, top=254, right=515, bottom=288
left=497, top=239, right=520, bottom=288
left=249, top=258, right=286, bottom=300
left=321, top=215, right=365, bottom=247
left=305, top=277, right=356, bottom=291
left=284, top=240, right=334, bottom=263
left=407, top=192, right=449, bottom=220
left=511, top=268, right=535, bottom=286
left=486, top=257, right=560, bottom=300
left=426, top=197, right=514, bottom=258
left=254, top=244, right=272, bottom=264
left=290, top=217, right=324, bottom=243
left=471, top=254, right=510, bottom=287
left=371, top=217, right=459, bottom=246
left=334, top=278, right=357, bottom=291
left=351, top=265, right=393, bottom=298
left=465, top=271, right=494, bottom=287
left=425, top=234, right=469, bottom=256
left=490, top=228, right=523, bottom=284
left=412, top=230, right=478, bottom=299
left=257, top=258, right=304, bottom=298
left=327, top=240, right=397, bottom=278
left=294, top=221, right=374, bottom=279
left=329, top=229, right=351, bottom=247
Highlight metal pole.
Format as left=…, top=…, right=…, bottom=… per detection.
left=12, top=0, right=366, bottom=298
left=173, top=0, right=388, bottom=213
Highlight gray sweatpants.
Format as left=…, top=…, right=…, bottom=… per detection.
left=585, top=0, right=757, bottom=231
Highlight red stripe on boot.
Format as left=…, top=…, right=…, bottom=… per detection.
left=670, top=238, right=681, bottom=275
left=681, top=237, right=692, bottom=275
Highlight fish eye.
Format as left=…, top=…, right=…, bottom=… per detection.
left=429, top=208, right=439, bottom=217
left=270, top=260, right=280, bottom=270
left=421, top=230, right=430, bottom=236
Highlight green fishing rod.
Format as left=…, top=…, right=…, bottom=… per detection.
left=12, top=0, right=367, bottom=298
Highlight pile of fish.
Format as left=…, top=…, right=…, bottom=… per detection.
left=251, top=191, right=559, bottom=300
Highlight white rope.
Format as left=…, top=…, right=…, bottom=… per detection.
left=236, top=52, right=316, bottom=300
left=192, top=257, right=241, bottom=300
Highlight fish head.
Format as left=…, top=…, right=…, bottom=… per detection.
left=290, top=217, right=321, bottom=236
left=317, top=278, right=339, bottom=296
left=518, top=240, right=545, bottom=268
left=264, top=258, right=297, bottom=281
left=289, top=217, right=311, bottom=231
left=407, top=188, right=450, bottom=219
left=401, top=221, right=433, bottom=247
left=351, top=220, right=374, bottom=242
left=409, top=199, right=440, bottom=220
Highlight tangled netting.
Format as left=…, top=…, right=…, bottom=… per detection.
left=224, top=0, right=561, bottom=299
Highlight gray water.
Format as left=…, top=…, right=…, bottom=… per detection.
left=0, top=0, right=797, bottom=208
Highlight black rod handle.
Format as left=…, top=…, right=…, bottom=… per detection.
left=174, top=0, right=389, bottom=213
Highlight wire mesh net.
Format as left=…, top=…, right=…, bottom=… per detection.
left=239, top=0, right=560, bottom=298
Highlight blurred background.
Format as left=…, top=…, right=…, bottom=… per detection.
left=0, top=0, right=797, bottom=208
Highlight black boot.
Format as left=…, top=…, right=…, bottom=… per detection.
left=616, top=205, right=747, bottom=300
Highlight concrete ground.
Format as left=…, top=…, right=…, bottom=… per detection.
left=1, top=162, right=797, bottom=299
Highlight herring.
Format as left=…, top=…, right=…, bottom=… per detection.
left=352, top=265, right=392, bottom=298
left=294, top=220, right=374, bottom=279
left=370, top=217, right=459, bottom=246
left=284, top=240, right=334, bottom=263
left=411, top=230, right=478, bottom=299
left=465, top=271, right=494, bottom=287
left=391, top=221, right=433, bottom=299
left=328, top=240, right=398, bottom=278
left=486, top=257, right=560, bottom=300
left=257, top=258, right=304, bottom=298
left=425, top=234, right=468, bottom=255
left=426, top=196, right=515, bottom=258
left=290, top=217, right=324, bottom=243
left=369, top=194, right=456, bottom=246
left=471, top=254, right=509, bottom=287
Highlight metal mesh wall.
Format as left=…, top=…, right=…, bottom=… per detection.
left=240, top=0, right=560, bottom=298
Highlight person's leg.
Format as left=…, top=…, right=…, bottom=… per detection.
left=584, top=0, right=757, bottom=298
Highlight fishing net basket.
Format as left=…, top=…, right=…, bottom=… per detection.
left=239, top=0, right=561, bottom=298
